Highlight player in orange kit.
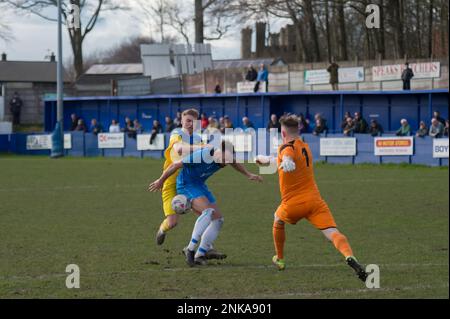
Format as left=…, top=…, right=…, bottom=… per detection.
left=256, top=114, right=368, bottom=282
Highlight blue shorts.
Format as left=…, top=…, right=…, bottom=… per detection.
left=177, top=183, right=216, bottom=204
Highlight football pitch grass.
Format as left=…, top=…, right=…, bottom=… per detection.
left=0, top=156, right=448, bottom=299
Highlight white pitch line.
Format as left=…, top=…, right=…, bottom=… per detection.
left=1, top=263, right=448, bottom=282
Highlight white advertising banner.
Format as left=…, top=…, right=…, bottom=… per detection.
left=320, top=138, right=357, bottom=156
left=137, top=134, right=165, bottom=151
left=374, top=137, right=414, bottom=156
left=433, top=139, right=449, bottom=158
left=26, top=134, right=72, bottom=150
left=372, top=62, right=441, bottom=81
left=98, top=133, right=125, bottom=149
left=237, top=81, right=267, bottom=93
left=304, top=67, right=365, bottom=85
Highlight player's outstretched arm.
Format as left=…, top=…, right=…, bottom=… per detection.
left=255, top=155, right=276, bottom=167
left=148, top=161, right=183, bottom=192
left=230, top=163, right=263, bottom=183
left=173, top=142, right=211, bottom=157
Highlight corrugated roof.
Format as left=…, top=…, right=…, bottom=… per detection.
left=0, top=61, right=70, bottom=82
left=85, top=63, right=143, bottom=75
left=213, top=58, right=286, bottom=69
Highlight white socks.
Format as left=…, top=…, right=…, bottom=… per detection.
left=196, top=218, right=224, bottom=258
left=187, top=208, right=224, bottom=258
left=187, top=208, right=214, bottom=251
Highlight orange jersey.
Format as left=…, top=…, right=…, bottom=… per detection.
left=277, top=138, right=321, bottom=203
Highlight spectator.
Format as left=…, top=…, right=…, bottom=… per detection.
left=109, top=119, right=121, bottom=133
left=444, top=120, right=449, bottom=137
left=74, top=119, right=87, bottom=132
left=327, top=59, right=339, bottom=91
left=165, top=116, right=176, bottom=133
left=245, top=64, right=257, bottom=82
left=401, top=62, right=414, bottom=90
left=313, top=116, right=328, bottom=136
left=150, top=120, right=163, bottom=144
left=254, top=63, right=269, bottom=93
left=353, top=112, right=368, bottom=133
left=267, top=114, right=281, bottom=132
left=368, top=119, right=383, bottom=137
left=242, top=116, right=254, bottom=131
left=415, top=121, right=428, bottom=138
left=219, top=117, right=225, bottom=132
left=123, top=117, right=134, bottom=137
left=206, top=117, right=220, bottom=133
left=70, top=113, right=79, bottom=131
left=429, top=118, right=444, bottom=138
left=90, top=119, right=103, bottom=135
left=214, top=82, right=222, bottom=94
left=433, top=111, right=446, bottom=126
left=173, top=111, right=182, bottom=128
left=343, top=117, right=355, bottom=136
left=131, top=119, right=143, bottom=138
left=298, top=114, right=309, bottom=134
left=221, top=116, right=234, bottom=134
left=396, top=119, right=411, bottom=136
left=340, top=112, right=352, bottom=130
left=9, top=92, right=23, bottom=125
left=200, top=113, right=209, bottom=130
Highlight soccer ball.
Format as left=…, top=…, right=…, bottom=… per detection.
left=171, top=194, right=191, bottom=215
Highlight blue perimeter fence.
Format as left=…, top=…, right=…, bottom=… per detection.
left=1, top=132, right=448, bottom=167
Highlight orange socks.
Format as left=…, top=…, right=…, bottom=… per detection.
left=273, top=221, right=286, bottom=260
left=331, top=232, right=353, bottom=258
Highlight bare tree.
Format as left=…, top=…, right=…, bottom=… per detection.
left=194, top=0, right=236, bottom=43
left=136, top=0, right=168, bottom=43
left=2, top=0, right=127, bottom=79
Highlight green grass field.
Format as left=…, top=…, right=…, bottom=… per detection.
left=0, top=156, right=448, bottom=299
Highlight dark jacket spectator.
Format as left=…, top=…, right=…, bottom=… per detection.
left=70, top=113, right=79, bottom=131
left=433, top=111, right=446, bottom=126
left=214, top=83, right=222, bottom=94
left=368, top=120, right=383, bottom=137
left=245, top=65, right=258, bottom=82
left=313, top=118, right=328, bottom=136
left=150, top=120, right=163, bottom=144
left=90, top=119, right=103, bottom=135
left=327, top=61, right=339, bottom=91
left=267, top=114, right=281, bottom=132
left=9, top=92, right=23, bottom=125
left=415, top=121, right=428, bottom=138
left=343, top=117, right=355, bottom=136
left=340, top=112, right=352, bottom=130
left=123, top=117, right=135, bottom=138
left=173, top=112, right=182, bottom=128
left=401, top=63, right=414, bottom=90
left=396, top=119, right=411, bottom=136
left=131, top=119, right=143, bottom=138
left=74, top=119, right=87, bottom=132
left=165, top=116, right=176, bottom=133
left=353, top=112, right=368, bottom=133
left=298, top=114, right=309, bottom=134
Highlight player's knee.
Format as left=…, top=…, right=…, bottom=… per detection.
left=322, top=228, right=339, bottom=241
left=201, top=208, right=215, bottom=218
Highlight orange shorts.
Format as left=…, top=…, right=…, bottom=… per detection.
left=275, top=198, right=337, bottom=230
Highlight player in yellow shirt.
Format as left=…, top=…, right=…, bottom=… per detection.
left=155, top=109, right=226, bottom=260
left=257, top=114, right=367, bottom=282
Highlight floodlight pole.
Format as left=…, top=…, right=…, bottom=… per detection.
left=51, top=0, right=64, bottom=158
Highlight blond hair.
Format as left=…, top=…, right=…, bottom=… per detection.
left=182, top=108, right=199, bottom=119
left=279, top=114, right=299, bottom=133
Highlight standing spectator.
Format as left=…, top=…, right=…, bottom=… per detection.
left=90, top=119, right=103, bottom=135
left=150, top=120, right=163, bottom=144
left=433, top=111, right=446, bottom=125
left=298, top=114, right=309, bottom=134
left=173, top=111, right=182, bottom=128
left=164, top=116, right=176, bottom=133
left=327, top=59, right=339, bottom=91
left=74, top=119, right=87, bottom=132
left=267, top=114, right=281, bottom=132
left=313, top=117, right=328, bottom=136
left=109, top=119, right=121, bottom=133
left=242, top=116, right=254, bottom=131
left=340, top=112, right=352, bottom=130
left=254, top=63, right=269, bottom=93
left=70, top=113, right=79, bottom=131
left=429, top=118, right=444, bottom=138
left=353, top=112, right=368, bottom=133
left=123, top=117, right=134, bottom=137
left=214, top=82, right=222, bottom=94
left=396, top=119, right=411, bottom=136
left=415, top=121, right=428, bottom=138
left=200, top=113, right=209, bottom=130
left=9, top=92, right=23, bottom=125
left=368, top=119, right=383, bottom=137
left=343, top=117, right=355, bottom=136
left=401, top=62, right=414, bottom=90
left=245, top=64, right=257, bottom=82
left=444, top=120, right=449, bottom=137
left=129, top=119, right=143, bottom=139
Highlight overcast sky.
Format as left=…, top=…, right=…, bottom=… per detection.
left=0, top=3, right=244, bottom=64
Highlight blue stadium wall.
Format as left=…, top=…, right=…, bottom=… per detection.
left=0, top=132, right=448, bottom=167
left=43, top=90, right=449, bottom=134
